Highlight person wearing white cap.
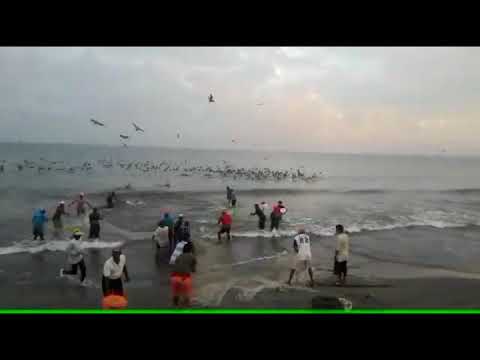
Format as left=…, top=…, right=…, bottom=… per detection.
left=52, top=201, right=69, bottom=239
left=102, top=248, right=130, bottom=296
left=60, top=229, right=87, bottom=285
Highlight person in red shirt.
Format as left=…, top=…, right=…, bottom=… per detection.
left=217, top=210, right=232, bottom=243
left=271, top=200, right=287, bottom=232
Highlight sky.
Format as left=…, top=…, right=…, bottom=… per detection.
left=0, top=46, right=479, bottom=155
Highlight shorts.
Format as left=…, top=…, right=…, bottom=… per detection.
left=231, top=199, right=237, bottom=207
left=219, top=225, right=231, bottom=234
left=102, top=276, right=124, bottom=296
left=290, top=255, right=312, bottom=271
left=171, top=273, right=193, bottom=298
left=334, top=260, right=347, bottom=276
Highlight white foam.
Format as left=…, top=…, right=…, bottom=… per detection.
left=0, top=240, right=124, bottom=256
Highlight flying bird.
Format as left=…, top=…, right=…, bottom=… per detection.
left=120, top=135, right=130, bottom=140
left=90, top=118, right=105, bottom=127
left=208, top=93, right=215, bottom=103
left=132, top=123, right=145, bottom=132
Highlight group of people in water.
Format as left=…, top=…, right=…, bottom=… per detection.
left=28, top=183, right=350, bottom=309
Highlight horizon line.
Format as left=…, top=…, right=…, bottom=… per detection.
left=0, top=140, right=478, bottom=158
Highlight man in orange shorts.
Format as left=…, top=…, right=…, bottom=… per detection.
left=170, top=242, right=196, bottom=307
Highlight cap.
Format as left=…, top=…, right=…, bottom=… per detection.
left=112, top=247, right=122, bottom=253
left=59, top=201, right=65, bottom=205
left=178, top=214, right=184, bottom=217
left=80, top=192, right=85, bottom=196
left=73, top=229, right=84, bottom=236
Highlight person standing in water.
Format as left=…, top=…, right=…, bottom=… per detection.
left=217, top=210, right=232, bottom=243
left=68, top=192, right=93, bottom=216
left=287, top=228, right=314, bottom=287
left=158, top=213, right=175, bottom=255
left=230, top=189, right=237, bottom=208
left=170, top=223, right=195, bottom=265
left=60, top=229, right=87, bottom=286
left=32, top=208, right=48, bottom=240
left=52, top=201, right=68, bottom=239
left=226, top=186, right=233, bottom=207
left=271, top=200, right=287, bottom=232
left=106, top=192, right=117, bottom=209
left=171, top=242, right=196, bottom=308
left=102, top=248, right=130, bottom=296
left=334, top=224, right=350, bottom=286
left=88, top=207, right=102, bottom=239
left=173, top=214, right=185, bottom=246
left=250, top=203, right=266, bottom=230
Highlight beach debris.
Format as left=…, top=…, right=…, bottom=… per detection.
left=208, top=93, right=215, bottom=103
left=120, top=134, right=130, bottom=140
left=90, top=118, right=105, bottom=127
left=311, top=295, right=344, bottom=309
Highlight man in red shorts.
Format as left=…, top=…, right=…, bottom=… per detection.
left=170, top=242, right=196, bottom=307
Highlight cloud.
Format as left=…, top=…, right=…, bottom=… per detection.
left=0, top=47, right=479, bottom=154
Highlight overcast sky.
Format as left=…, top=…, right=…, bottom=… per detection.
left=0, top=47, right=479, bottom=154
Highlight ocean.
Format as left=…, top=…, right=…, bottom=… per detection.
left=1, top=142, right=480, bottom=308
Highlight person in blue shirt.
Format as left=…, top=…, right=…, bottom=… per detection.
left=32, top=208, right=48, bottom=240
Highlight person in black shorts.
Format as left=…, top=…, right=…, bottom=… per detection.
left=334, top=224, right=350, bottom=286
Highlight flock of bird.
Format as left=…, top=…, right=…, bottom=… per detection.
left=0, top=157, right=322, bottom=183
left=89, top=93, right=220, bottom=147
left=0, top=93, right=324, bottom=183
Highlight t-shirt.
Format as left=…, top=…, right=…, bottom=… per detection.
left=172, top=253, right=196, bottom=274
left=66, top=239, right=84, bottom=264
left=219, top=213, right=232, bottom=226
left=294, top=233, right=312, bottom=261
left=336, top=233, right=350, bottom=262
left=103, top=255, right=127, bottom=279
left=89, top=212, right=101, bottom=225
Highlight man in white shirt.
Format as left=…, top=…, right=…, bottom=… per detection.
left=334, top=224, right=350, bottom=286
left=102, top=248, right=130, bottom=296
left=60, top=229, right=87, bottom=286
left=287, top=228, right=314, bottom=287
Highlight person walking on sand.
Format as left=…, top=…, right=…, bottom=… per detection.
left=287, top=228, right=314, bottom=287
left=88, top=207, right=102, bottom=240
left=52, top=201, right=68, bottom=239
left=250, top=203, right=266, bottom=230
left=32, top=208, right=48, bottom=240
left=102, top=248, right=130, bottom=296
left=60, top=229, right=87, bottom=286
left=334, top=224, right=350, bottom=286
left=171, top=242, right=196, bottom=308
left=217, top=210, right=232, bottom=243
